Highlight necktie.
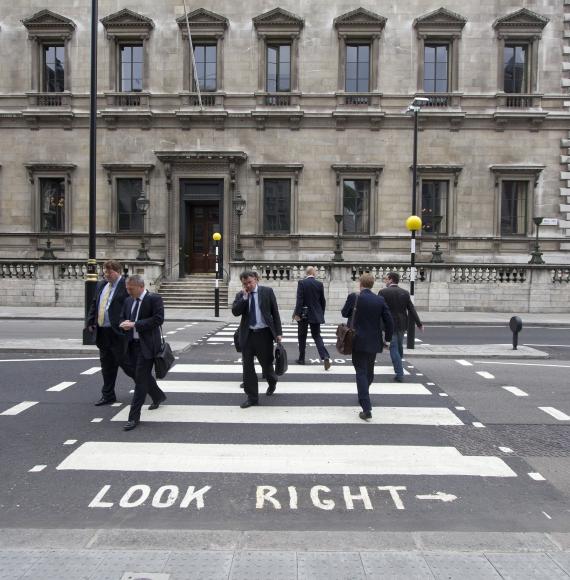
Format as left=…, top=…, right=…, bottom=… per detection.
left=97, top=284, right=112, bottom=326
left=249, top=292, right=257, bottom=327
left=130, top=298, right=141, bottom=322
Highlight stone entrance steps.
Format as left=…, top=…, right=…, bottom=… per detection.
left=158, top=275, right=229, bottom=309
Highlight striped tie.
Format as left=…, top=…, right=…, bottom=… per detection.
left=97, top=284, right=112, bottom=327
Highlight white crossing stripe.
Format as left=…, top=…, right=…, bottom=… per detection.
left=29, top=465, right=47, bottom=472
left=455, top=359, right=473, bottom=366
left=476, top=371, right=495, bottom=379
left=170, top=364, right=406, bottom=375
left=528, top=472, right=546, bottom=481
left=156, top=381, right=432, bottom=396
left=111, top=405, right=463, bottom=426
left=57, top=442, right=516, bottom=477
left=81, top=367, right=101, bottom=375
left=538, top=407, right=570, bottom=421
left=502, top=386, right=528, bottom=397
left=47, top=381, right=76, bottom=392
left=1, top=401, right=38, bottom=416
left=208, top=337, right=338, bottom=344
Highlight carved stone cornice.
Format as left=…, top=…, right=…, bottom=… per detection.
left=493, top=8, right=549, bottom=34
left=101, top=8, right=154, bottom=38
left=413, top=164, right=463, bottom=186
left=24, top=162, right=76, bottom=184
left=177, top=8, right=228, bottom=36
left=413, top=7, right=467, bottom=37
left=101, top=163, right=155, bottom=185
left=154, top=150, right=247, bottom=166
left=22, top=9, right=76, bottom=39
left=331, top=164, right=383, bottom=185
left=250, top=163, right=304, bottom=185
left=253, top=7, right=304, bottom=36
left=334, top=7, right=387, bottom=34
left=490, top=164, right=545, bottom=186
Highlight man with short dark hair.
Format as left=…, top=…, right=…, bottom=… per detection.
left=87, top=260, right=132, bottom=406
left=379, top=271, right=423, bottom=383
left=232, top=270, right=282, bottom=408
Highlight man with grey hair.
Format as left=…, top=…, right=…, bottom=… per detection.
left=293, top=266, right=331, bottom=370
left=119, top=275, right=166, bottom=431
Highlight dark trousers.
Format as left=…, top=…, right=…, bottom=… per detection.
left=352, top=350, right=377, bottom=413
left=127, top=341, right=165, bottom=422
left=242, top=327, right=277, bottom=402
left=297, top=320, right=330, bottom=361
left=96, top=327, right=132, bottom=399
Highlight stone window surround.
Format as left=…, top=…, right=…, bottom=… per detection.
left=334, top=8, right=387, bottom=94
left=251, top=164, right=303, bottom=236
left=414, top=165, right=462, bottom=236
left=25, top=163, right=76, bottom=233
left=413, top=8, right=467, bottom=95
left=492, top=9, right=550, bottom=95
left=253, top=9, right=304, bottom=95
left=332, top=164, right=383, bottom=236
left=490, top=165, right=545, bottom=237
left=177, top=9, right=228, bottom=93
left=22, top=10, right=76, bottom=94
left=102, top=164, right=154, bottom=233
left=101, top=9, right=154, bottom=94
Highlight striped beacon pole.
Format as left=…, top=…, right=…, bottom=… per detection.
left=213, top=232, right=222, bottom=318
left=406, top=215, right=422, bottom=349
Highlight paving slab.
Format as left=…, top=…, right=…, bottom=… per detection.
left=360, top=552, right=435, bottom=579
left=164, top=551, right=234, bottom=580
left=486, top=553, right=570, bottom=579
left=423, top=553, right=502, bottom=579
left=297, top=551, right=366, bottom=580
left=229, top=550, right=296, bottom=580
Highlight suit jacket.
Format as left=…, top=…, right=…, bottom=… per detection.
left=120, top=292, right=164, bottom=360
left=294, top=276, right=326, bottom=324
left=341, top=289, right=394, bottom=354
left=378, top=285, right=422, bottom=333
left=232, top=285, right=283, bottom=351
left=86, top=277, right=129, bottom=345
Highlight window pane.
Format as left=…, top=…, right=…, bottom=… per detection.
left=421, top=180, right=448, bottom=233
left=424, top=45, right=435, bottom=63
left=117, top=178, right=144, bottom=232
left=121, top=46, right=132, bottom=64
left=435, top=78, right=448, bottom=92
left=43, top=45, right=65, bottom=93
left=346, top=62, right=357, bottom=82
left=132, top=45, right=143, bottom=63
left=501, top=181, right=527, bottom=235
left=343, top=180, right=370, bottom=234
left=346, top=79, right=357, bottom=92
left=264, top=179, right=291, bottom=233
left=346, top=45, right=358, bottom=63
left=40, top=178, right=65, bottom=232
left=346, top=44, right=370, bottom=93
left=267, top=46, right=277, bottom=64
left=424, top=78, right=435, bottom=92
left=504, top=45, right=527, bottom=93
left=194, top=45, right=205, bottom=63
left=280, top=44, right=290, bottom=63
left=206, top=45, right=216, bottom=62
left=424, top=44, right=448, bottom=93
left=436, top=45, right=448, bottom=62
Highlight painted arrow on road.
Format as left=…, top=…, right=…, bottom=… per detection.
left=416, top=492, right=457, bottom=503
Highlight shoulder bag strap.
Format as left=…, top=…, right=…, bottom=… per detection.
left=350, top=294, right=359, bottom=329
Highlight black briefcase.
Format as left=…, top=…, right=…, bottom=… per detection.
left=274, top=342, right=288, bottom=376
left=233, top=329, right=241, bottom=353
left=154, top=328, right=175, bottom=379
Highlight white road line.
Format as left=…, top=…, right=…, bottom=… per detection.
left=81, top=367, right=101, bottom=375
left=543, top=512, right=552, bottom=520
left=523, top=344, right=570, bottom=348
left=499, top=447, right=513, bottom=453
left=502, top=386, right=528, bottom=397
left=472, top=422, right=485, bottom=428
left=455, top=360, right=473, bottom=366
left=46, top=381, right=76, bottom=392
left=538, top=407, right=570, bottom=421
left=63, top=440, right=77, bottom=445
left=170, top=364, right=405, bottom=375
left=455, top=407, right=466, bottom=411
left=427, top=382, right=435, bottom=386
left=29, top=465, right=46, bottom=473
left=111, top=405, right=464, bottom=426
left=438, top=393, right=449, bottom=397
left=207, top=337, right=337, bottom=344
left=0, top=357, right=100, bottom=363
left=476, top=371, right=495, bottom=379
left=166, top=331, right=177, bottom=335
left=528, top=472, right=546, bottom=481
left=480, top=362, right=570, bottom=369
left=1, top=401, right=38, bottom=416
left=57, top=442, right=517, bottom=477
left=111, top=402, right=122, bottom=407
left=91, top=418, right=103, bottom=423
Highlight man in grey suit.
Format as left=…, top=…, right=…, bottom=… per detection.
left=232, top=270, right=282, bottom=408
left=293, top=266, right=331, bottom=370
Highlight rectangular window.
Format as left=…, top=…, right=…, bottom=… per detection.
left=504, top=45, right=528, bottom=94
left=424, top=44, right=448, bottom=93
left=346, top=44, right=370, bottom=93
left=267, top=44, right=291, bottom=92
left=117, top=178, right=144, bottom=232
left=501, top=181, right=528, bottom=235
left=43, top=45, right=65, bottom=92
left=263, top=179, right=291, bottom=233
left=421, top=180, right=448, bottom=234
left=343, top=179, right=370, bottom=234
left=120, top=45, right=143, bottom=92
left=193, top=44, right=217, bottom=91
left=40, top=178, right=65, bottom=232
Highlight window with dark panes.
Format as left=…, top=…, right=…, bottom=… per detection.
left=43, top=45, right=65, bottom=92
left=421, top=180, right=448, bottom=234
left=504, top=45, right=528, bottom=93
left=193, top=44, right=217, bottom=91
left=343, top=179, right=370, bottom=234
left=40, top=178, right=65, bottom=232
left=117, top=178, right=144, bottom=232
left=120, top=45, right=143, bottom=92
left=267, top=44, right=291, bottom=92
left=346, top=44, right=370, bottom=93
left=501, top=181, right=528, bottom=235
left=263, top=179, right=291, bottom=233
left=424, top=44, right=448, bottom=92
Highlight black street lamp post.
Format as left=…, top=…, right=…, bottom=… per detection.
left=333, top=213, right=344, bottom=261
left=234, top=196, right=246, bottom=261
left=529, top=216, right=545, bottom=264
left=135, top=191, right=150, bottom=261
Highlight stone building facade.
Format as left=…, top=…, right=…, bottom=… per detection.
left=0, top=1, right=569, bottom=308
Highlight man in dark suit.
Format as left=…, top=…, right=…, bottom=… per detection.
left=378, top=271, right=423, bottom=383
left=119, top=275, right=166, bottom=431
left=86, top=260, right=133, bottom=406
left=232, top=270, right=282, bottom=408
left=341, top=273, right=394, bottom=422
left=293, top=266, right=331, bottom=370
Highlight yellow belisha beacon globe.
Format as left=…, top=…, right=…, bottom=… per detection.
left=212, top=232, right=222, bottom=241
left=405, top=215, right=422, bottom=232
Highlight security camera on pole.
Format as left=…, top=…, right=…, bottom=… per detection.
left=213, top=232, right=222, bottom=317
left=406, top=96, right=429, bottom=349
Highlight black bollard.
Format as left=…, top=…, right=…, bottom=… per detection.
left=509, top=316, right=523, bottom=350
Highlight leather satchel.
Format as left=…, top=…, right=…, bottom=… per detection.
left=233, top=329, right=241, bottom=353
left=336, top=294, right=359, bottom=355
left=154, top=327, right=175, bottom=379
left=274, top=342, right=288, bottom=376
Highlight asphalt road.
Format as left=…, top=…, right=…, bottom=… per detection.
left=1, top=321, right=569, bottom=534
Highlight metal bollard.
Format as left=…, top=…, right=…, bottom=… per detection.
left=509, top=316, right=523, bottom=350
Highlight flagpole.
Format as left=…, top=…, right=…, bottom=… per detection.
left=182, top=0, right=203, bottom=110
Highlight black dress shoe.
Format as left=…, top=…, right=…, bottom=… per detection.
left=359, top=411, right=372, bottom=422
left=94, top=397, right=117, bottom=406
left=323, top=358, right=332, bottom=371
left=239, top=383, right=245, bottom=389
left=295, top=359, right=305, bottom=365
left=393, top=375, right=404, bottom=383
left=240, top=399, right=258, bottom=409
left=266, top=383, right=276, bottom=396
left=148, top=394, right=167, bottom=410
left=123, top=420, right=139, bottom=431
